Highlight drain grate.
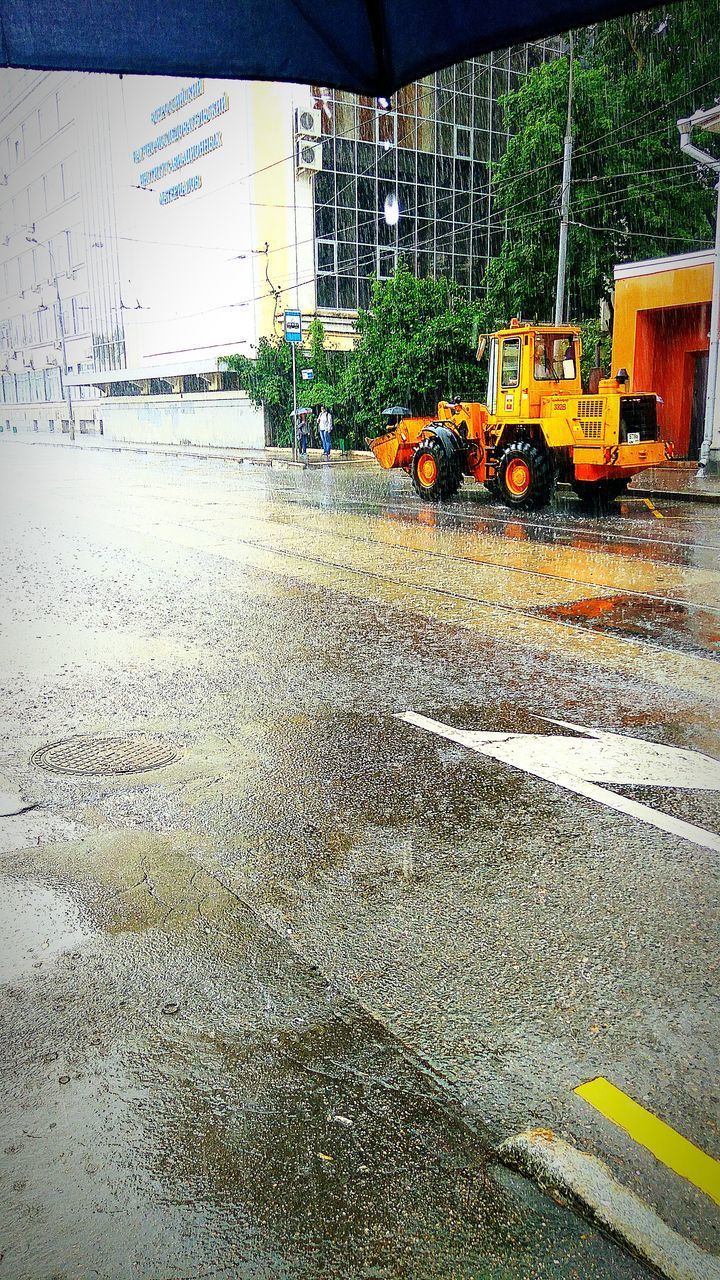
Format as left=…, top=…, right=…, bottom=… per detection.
left=31, top=735, right=178, bottom=777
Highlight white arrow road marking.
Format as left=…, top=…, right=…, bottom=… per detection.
left=398, top=713, right=720, bottom=855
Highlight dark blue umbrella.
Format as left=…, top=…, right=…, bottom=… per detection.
left=0, top=0, right=667, bottom=96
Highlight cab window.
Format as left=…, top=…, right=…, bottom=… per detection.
left=500, top=337, right=521, bottom=389
left=534, top=333, right=576, bottom=381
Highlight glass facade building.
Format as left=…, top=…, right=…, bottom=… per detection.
left=311, top=43, right=561, bottom=315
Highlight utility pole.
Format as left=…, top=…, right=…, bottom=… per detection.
left=51, top=241, right=75, bottom=442
left=28, top=234, right=74, bottom=441
left=291, top=341, right=298, bottom=462
left=554, top=32, right=574, bottom=327
left=678, top=105, right=720, bottom=476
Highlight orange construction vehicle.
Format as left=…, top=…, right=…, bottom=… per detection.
left=367, top=320, right=672, bottom=510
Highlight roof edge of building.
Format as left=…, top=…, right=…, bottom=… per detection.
left=614, top=249, right=715, bottom=281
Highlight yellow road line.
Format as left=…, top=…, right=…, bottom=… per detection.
left=643, top=497, right=665, bottom=518
left=575, top=1077, right=720, bottom=1205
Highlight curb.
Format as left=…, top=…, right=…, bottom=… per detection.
left=497, top=1128, right=720, bottom=1280
left=628, top=485, right=720, bottom=506
left=19, top=438, right=720, bottom=498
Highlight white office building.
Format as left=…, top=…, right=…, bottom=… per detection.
left=0, top=46, right=559, bottom=447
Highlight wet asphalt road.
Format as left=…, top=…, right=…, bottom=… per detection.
left=1, top=440, right=719, bottom=1278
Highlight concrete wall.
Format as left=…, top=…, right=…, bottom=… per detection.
left=97, top=391, right=264, bottom=448
left=0, top=399, right=73, bottom=435
left=0, top=390, right=265, bottom=448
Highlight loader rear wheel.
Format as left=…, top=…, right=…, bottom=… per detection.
left=497, top=440, right=556, bottom=510
left=572, top=479, right=628, bottom=511
left=411, top=438, right=463, bottom=502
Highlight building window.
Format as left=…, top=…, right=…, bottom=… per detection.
left=377, top=247, right=397, bottom=279
left=39, top=94, right=59, bottom=143
left=6, top=258, right=20, bottom=296
left=316, top=239, right=337, bottom=274
left=454, top=125, right=471, bottom=158
left=377, top=111, right=397, bottom=147
left=38, top=306, right=53, bottom=342
left=44, top=165, right=63, bottom=212
left=337, top=277, right=357, bottom=310
left=61, top=155, right=79, bottom=200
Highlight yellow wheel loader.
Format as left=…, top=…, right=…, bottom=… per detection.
left=367, top=320, right=672, bottom=511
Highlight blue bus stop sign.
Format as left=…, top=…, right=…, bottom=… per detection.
left=284, top=310, right=302, bottom=343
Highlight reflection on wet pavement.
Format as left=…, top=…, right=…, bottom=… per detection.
left=1, top=855, right=649, bottom=1280
left=538, top=594, right=720, bottom=658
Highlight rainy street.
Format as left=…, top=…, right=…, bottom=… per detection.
left=1, top=440, right=719, bottom=1278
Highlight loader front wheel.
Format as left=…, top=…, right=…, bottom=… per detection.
left=411, top=438, right=463, bottom=502
left=497, top=441, right=556, bottom=510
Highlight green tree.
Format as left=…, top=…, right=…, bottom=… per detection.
left=220, top=319, right=346, bottom=445
left=485, top=1, right=718, bottom=326
left=304, top=317, right=347, bottom=415
left=341, top=263, right=489, bottom=435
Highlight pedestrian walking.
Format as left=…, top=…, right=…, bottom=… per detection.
left=318, top=405, right=333, bottom=460
left=298, top=412, right=310, bottom=457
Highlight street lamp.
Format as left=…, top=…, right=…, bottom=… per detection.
left=26, top=235, right=75, bottom=441
left=678, top=103, right=720, bottom=477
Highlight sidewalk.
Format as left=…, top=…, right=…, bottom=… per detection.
left=628, top=461, right=720, bottom=504
left=16, top=434, right=375, bottom=470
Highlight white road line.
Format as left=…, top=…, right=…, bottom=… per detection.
left=399, top=712, right=720, bottom=855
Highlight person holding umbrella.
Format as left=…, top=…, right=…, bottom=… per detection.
left=293, top=407, right=312, bottom=458
left=298, top=408, right=311, bottom=458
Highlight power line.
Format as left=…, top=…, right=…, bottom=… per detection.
left=569, top=218, right=713, bottom=245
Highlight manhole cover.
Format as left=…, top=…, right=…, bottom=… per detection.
left=30, top=736, right=178, bottom=777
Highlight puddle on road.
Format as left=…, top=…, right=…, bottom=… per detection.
left=0, top=877, right=93, bottom=983
left=537, top=593, right=720, bottom=658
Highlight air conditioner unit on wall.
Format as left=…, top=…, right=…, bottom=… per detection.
left=296, top=140, right=322, bottom=173
left=295, top=107, right=321, bottom=139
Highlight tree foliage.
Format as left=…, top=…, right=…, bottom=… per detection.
left=220, top=319, right=346, bottom=445
left=340, top=263, right=488, bottom=433
left=485, top=1, right=718, bottom=325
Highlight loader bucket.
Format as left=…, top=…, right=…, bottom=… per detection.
left=367, top=427, right=404, bottom=470
left=367, top=416, right=436, bottom=470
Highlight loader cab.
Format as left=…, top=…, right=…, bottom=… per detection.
left=531, top=330, right=582, bottom=391
left=484, top=323, right=583, bottom=420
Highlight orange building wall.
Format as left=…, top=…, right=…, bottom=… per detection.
left=612, top=260, right=713, bottom=456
